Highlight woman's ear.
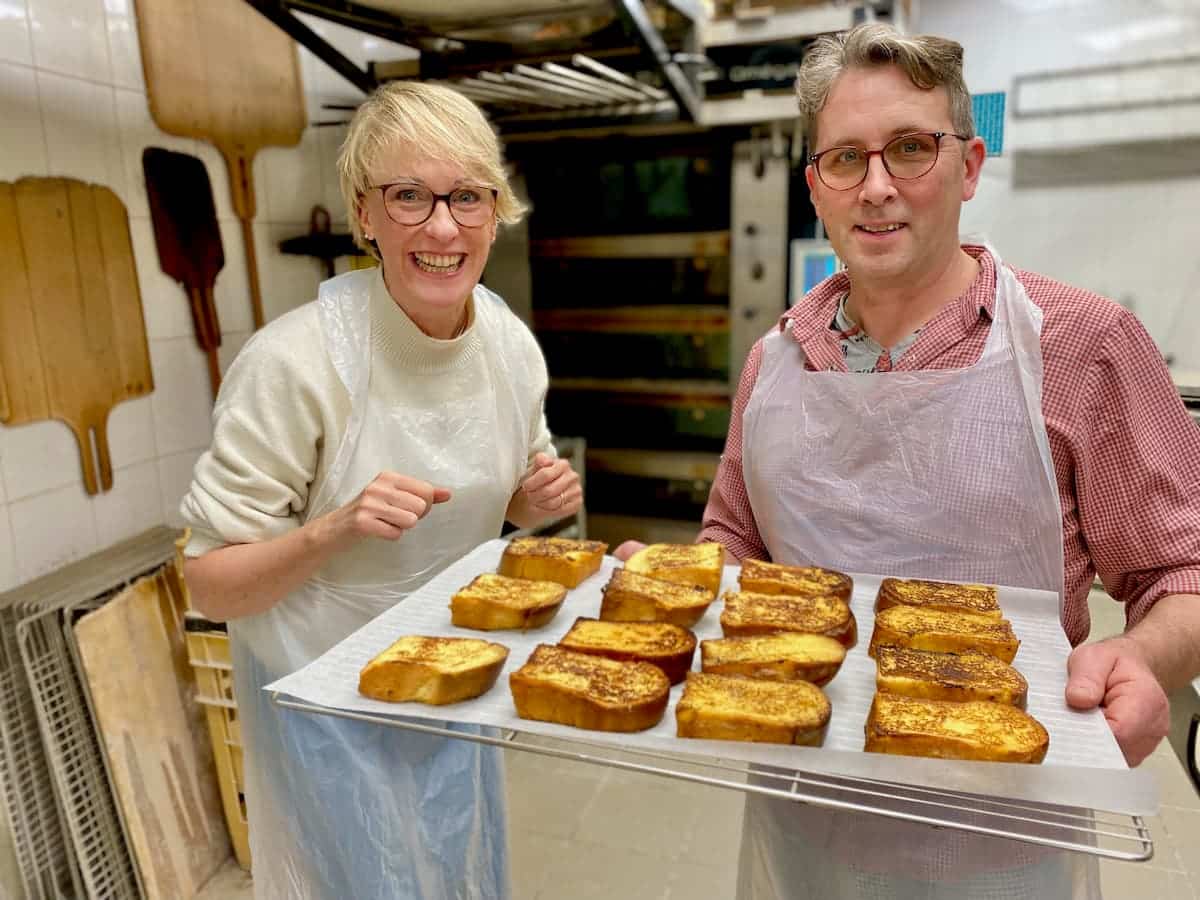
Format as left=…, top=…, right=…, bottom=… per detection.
left=356, top=197, right=373, bottom=241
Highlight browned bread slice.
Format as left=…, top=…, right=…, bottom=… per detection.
left=738, top=559, right=853, bottom=602
left=700, top=633, right=846, bottom=687
left=624, top=542, right=725, bottom=597
left=720, top=590, right=857, bottom=647
left=599, top=568, right=715, bottom=628
left=449, top=573, right=567, bottom=631
left=358, top=635, right=509, bottom=704
left=675, top=672, right=831, bottom=745
left=865, top=693, right=1048, bottom=763
left=558, top=617, right=696, bottom=684
left=875, top=577, right=1001, bottom=619
left=875, top=646, right=1028, bottom=708
left=509, top=644, right=669, bottom=732
left=498, top=536, right=608, bottom=588
left=869, top=606, right=1019, bottom=663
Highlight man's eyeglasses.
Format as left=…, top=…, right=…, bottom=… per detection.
left=369, top=182, right=498, bottom=228
left=808, top=131, right=971, bottom=191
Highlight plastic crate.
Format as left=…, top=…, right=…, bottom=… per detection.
left=186, top=629, right=251, bottom=871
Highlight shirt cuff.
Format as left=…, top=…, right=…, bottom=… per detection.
left=697, top=526, right=765, bottom=563
left=1124, top=568, right=1200, bottom=628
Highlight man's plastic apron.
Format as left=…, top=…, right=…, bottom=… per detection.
left=737, top=247, right=1100, bottom=899
left=227, top=270, right=525, bottom=900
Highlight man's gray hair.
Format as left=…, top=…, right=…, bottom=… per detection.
left=797, top=23, right=975, bottom=151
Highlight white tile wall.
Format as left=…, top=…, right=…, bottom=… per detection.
left=149, top=338, right=215, bottom=456
left=0, top=0, right=33, bottom=65
left=90, top=457, right=161, bottom=545
left=28, top=0, right=110, bottom=82
left=103, top=0, right=141, bottom=90
left=0, top=419, right=84, bottom=501
left=0, top=508, right=13, bottom=592
left=0, top=0, right=339, bottom=586
left=8, top=481, right=98, bottom=583
left=37, top=69, right=123, bottom=190
left=0, top=61, right=47, bottom=179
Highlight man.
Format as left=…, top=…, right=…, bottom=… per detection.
left=618, top=22, right=1200, bottom=899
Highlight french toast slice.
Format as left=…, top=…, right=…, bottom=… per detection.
left=720, top=591, right=857, bottom=648
left=675, top=672, right=831, bottom=745
left=498, top=536, right=608, bottom=588
left=624, top=542, right=725, bottom=597
left=449, top=573, right=567, bottom=631
left=509, top=644, right=669, bottom=732
left=875, top=646, right=1028, bottom=708
left=558, top=617, right=696, bottom=684
left=865, top=693, right=1048, bottom=763
left=599, top=568, right=715, bottom=628
left=738, top=559, right=853, bottom=603
left=358, top=635, right=509, bottom=705
left=875, top=577, right=1001, bottom=619
left=700, top=633, right=846, bottom=687
left=869, top=606, right=1019, bottom=663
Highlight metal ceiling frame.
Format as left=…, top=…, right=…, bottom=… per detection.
left=243, top=0, right=705, bottom=122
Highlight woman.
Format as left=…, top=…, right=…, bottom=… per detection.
left=180, top=81, right=579, bottom=900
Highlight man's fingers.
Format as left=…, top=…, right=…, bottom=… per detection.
left=1064, top=643, right=1116, bottom=709
left=432, top=487, right=452, bottom=504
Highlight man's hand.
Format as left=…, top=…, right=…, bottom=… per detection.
left=1065, top=637, right=1170, bottom=766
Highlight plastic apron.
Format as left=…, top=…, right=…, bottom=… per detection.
left=227, top=270, right=531, bottom=900
left=735, top=247, right=1101, bottom=899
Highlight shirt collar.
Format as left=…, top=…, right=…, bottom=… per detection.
left=782, top=244, right=996, bottom=360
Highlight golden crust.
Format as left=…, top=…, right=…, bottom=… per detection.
left=358, top=635, right=509, bottom=705
left=720, top=591, right=857, bottom=648
left=498, top=537, right=608, bottom=588
left=449, top=573, right=567, bottom=631
left=738, top=559, right=853, bottom=603
left=868, top=606, right=1019, bottom=663
left=624, top=542, right=725, bottom=596
left=865, top=693, right=1048, bottom=763
left=675, top=672, right=831, bottom=745
left=700, top=633, right=846, bottom=687
left=875, top=578, right=1001, bottom=619
left=509, top=644, right=669, bottom=732
left=874, top=646, right=1028, bottom=708
left=599, top=568, right=715, bottom=627
left=558, top=617, right=696, bottom=684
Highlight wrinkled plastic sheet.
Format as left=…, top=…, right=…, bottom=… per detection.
left=266, top=539, right=1158, bottom=816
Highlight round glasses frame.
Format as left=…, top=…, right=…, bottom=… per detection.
left=808, top=131, right=971, bottom=191
left=369, top=181, right=499, bottom=228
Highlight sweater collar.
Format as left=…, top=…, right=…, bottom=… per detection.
left=368, top=266, right=481, bottom=372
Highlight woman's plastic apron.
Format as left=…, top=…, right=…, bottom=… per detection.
left=227, top=270, right=524, bottom=900
left=737, top=247, right=1100, bottom=899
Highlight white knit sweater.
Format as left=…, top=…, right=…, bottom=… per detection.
left=181, top=268, right=552, bottom=585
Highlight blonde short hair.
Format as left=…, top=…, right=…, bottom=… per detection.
left=338, top=81, right=526, bottom=258
left=796, top=23, right=975, bottom=151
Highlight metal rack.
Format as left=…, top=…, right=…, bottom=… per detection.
left=272, top=696, right=1154, bottom=862
left=0, top=527, right=179, bottom=900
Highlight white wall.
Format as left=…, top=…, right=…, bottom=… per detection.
left=917, top=0, right=1200, bottom=377
left=0, top=0, right=410, bottom=592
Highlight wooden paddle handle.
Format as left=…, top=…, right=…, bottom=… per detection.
left=221, top=150, right=265, bottom=330
left=187, top=285, right=222, bottom=397
left=72, top=418, right=113, bottom=495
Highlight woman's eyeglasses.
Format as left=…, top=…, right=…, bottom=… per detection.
left=370, top=182, right=498, bottom=227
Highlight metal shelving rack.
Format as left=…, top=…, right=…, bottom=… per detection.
left=272, top=696, right=1155, bottom=862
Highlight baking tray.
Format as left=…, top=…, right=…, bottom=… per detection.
left=268, top=539, right=1158, bottom=860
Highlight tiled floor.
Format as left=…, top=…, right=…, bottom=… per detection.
left=199, top=588, right=1200, bottom=899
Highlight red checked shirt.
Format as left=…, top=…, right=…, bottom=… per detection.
left=701, top=245, right=1200, bottom=645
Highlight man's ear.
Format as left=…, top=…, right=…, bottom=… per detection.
left=961, top=137, right=987, bottom=202
left=805, top=164, right=823, bottom=220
